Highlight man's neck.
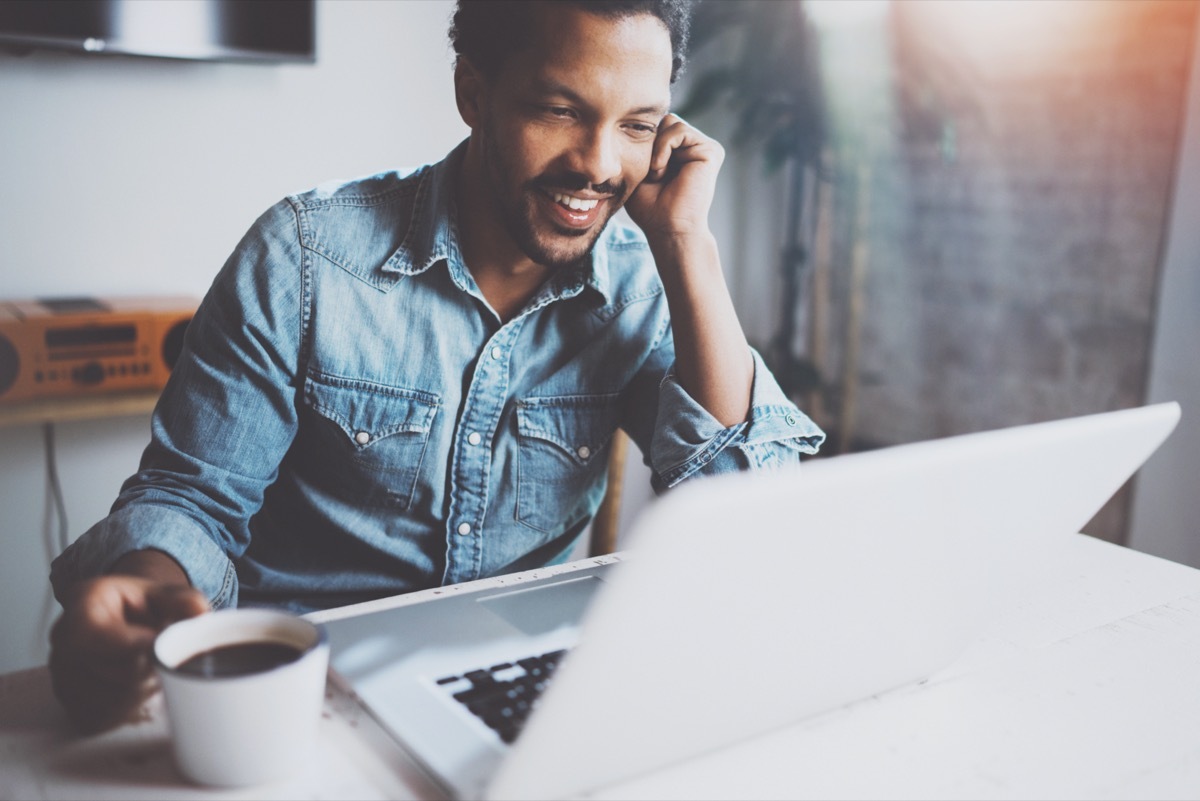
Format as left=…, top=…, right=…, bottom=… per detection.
left=454, top=143, right=550, bottom=323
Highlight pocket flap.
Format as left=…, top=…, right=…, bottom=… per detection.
left=304, top=374, right=439, bottom=448
left=516, top=393, right=619, bottom=466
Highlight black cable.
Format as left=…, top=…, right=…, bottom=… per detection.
left=43, top=422, right=69, bottom=555
left=39, top=421, right=71, bottom=657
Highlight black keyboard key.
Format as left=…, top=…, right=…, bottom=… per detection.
left=442, top=648, right=571, bottom=744
left=464, top=669, right=494, bottom=686
left=516, top=658, right=546, bottom=678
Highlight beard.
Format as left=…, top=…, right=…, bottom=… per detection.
left=480, top=123, right=627, bottom=271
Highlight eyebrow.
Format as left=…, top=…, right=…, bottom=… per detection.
left=535, top=79, right=669, bottom=118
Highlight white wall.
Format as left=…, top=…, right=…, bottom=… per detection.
left=0, top=0, right=469, bottom=673
left=3, top=0, right=1196, bottom=678
left=1, top=0, right=779, bottom=672
left=1128, top=9, right=1200, bottom=567
left=2, top=1, right=467, bottom=300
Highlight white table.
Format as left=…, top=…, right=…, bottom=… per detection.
left=3, top=534, right=1200, bottom=801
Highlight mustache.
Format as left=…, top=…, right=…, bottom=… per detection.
left=533, top=174, right=626, bottom=198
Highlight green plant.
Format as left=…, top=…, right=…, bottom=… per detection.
left=678, top=0, right=827, bottom=398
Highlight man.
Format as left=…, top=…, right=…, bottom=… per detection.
left=48, top=0, right=824, bottom=732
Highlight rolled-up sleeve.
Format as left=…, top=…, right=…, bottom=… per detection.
left=647, top=348, right=825, bottom=490
left=50, top=200, right=305, bottom=609
left=48, top=505, right=237, bottom=608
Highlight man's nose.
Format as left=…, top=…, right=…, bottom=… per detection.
left=569, top=127, right=622, bottom=190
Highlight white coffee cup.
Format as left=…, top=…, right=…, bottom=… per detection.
left=153, top=608, right=329, bottom=787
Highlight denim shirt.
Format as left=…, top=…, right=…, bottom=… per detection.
left=51, top=144, right=824, bottom=613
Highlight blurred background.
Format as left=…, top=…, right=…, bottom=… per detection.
left=1, top=0, right=1198, bottom=673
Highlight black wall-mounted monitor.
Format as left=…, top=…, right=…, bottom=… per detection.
left=0, top=0, right=315, bottom=64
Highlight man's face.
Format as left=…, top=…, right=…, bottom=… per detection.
left=470, top=7, right=674, bottom=270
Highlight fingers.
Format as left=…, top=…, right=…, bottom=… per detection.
left=49, top=649, right=159, bottom=733
left=146, top=583, right=211, bottom=629
left=48, top=575, right=209, bottom=733
left=51, top=582, right=207, bottom=684
left=645, top=114, right=724, bottom=183
left=51, top=578, right=159, bottom=659
left=49, top=613, right=157, bottom=731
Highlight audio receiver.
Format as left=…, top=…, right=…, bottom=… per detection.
left=0, top=296, right=198, bottom=405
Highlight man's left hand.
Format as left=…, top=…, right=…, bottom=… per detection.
left=624, top=114, right=725, bottom=244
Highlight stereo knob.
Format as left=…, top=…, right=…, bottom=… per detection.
left=0, top=333, right=17, bottom=397
left=74, top=361, right=106, bottom=386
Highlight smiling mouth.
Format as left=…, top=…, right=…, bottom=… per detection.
left=540, top=190, right=608, bottom=230
left=550, top=192, right=600, bottom=212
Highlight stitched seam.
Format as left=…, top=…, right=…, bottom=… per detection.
left=293, top=201, right=314, bottom=385
left=396, top=167, right=433, bottom=264
left=518, top=392, right=621, bottom=408
left=306, top=372, right=443, bottom=404
left=294, top=180, right=423, bottom=288
left=289, top=181, right=415, bottom=211
left=659, top=424, right=745, bottom=487
left=591, top=286, right=663, bottom=324
left=213, top=561, right=237, bottom=609
left=307, top=404, right=436, bottom=439
left=607, top=241, right=652, bottom=253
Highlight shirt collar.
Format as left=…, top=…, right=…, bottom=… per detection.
left=380, top=141, right=465, bottom=282
left=381, top=140, right=613, bottom=306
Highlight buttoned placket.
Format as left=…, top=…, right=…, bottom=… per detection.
left=442, top=318, right=523, bottom=584
left=441, top=275, right=589, bottom=585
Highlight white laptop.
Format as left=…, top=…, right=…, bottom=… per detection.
left=321, top=402, right=1180, bottom=800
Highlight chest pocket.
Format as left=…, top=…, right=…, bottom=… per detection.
left=515, top=393, right=619, bottom=534
left=300, top=374, right=440, bottom=510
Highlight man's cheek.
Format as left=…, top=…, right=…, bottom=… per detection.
left=630, top=158, right=654, bottom=191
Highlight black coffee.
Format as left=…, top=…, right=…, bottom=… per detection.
left=175, top=641, right=304, bottom=678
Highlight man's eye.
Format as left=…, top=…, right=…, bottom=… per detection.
left=546, top=106, right=575, bottom=118
left=625, top=123, right=658, bottom=138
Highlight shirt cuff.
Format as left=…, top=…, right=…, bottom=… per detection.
left=50, top=503, right=239, bottom=609
left=650, top=349, right=825, bottom=488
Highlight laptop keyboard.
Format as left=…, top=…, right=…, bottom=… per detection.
left=435, top=649, right=569, bottom=744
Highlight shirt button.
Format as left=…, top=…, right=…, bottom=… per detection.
left=467, top=432, right=482, bottom=446
left=490, top=347, right=502, bottom=360
left=577, top=445, right=591, bottom=459
left=355, top=431, right=371, bottom=445
left=785, top=415, right=797, bottom=426
left=457, top=522, right=472, bottom=536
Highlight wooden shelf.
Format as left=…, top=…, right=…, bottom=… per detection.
left=0, top=391, right=161, bottom=429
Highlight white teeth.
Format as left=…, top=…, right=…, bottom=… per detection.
left=552, top=193, right=599, bottom=212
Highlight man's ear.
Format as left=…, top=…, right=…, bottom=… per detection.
left=454, top=58, right=485, bottom=129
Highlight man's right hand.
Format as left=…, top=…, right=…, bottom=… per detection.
left=49, top=550, right=209, bottom=733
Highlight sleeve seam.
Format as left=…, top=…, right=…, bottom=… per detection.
left=658, top=423, right=747, bottom=488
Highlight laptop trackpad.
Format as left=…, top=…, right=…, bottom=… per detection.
left=477, top=576, right=603, bottom=636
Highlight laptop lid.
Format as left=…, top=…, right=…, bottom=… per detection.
left=485, top=402, right=1181, bottom=799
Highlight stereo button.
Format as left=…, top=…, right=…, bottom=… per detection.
left=74, top=362, right=106, bottom=385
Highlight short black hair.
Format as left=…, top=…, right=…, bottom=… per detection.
left=450, top=0, right=693, bottom=84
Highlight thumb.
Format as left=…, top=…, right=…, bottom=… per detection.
left=145, top=584, right=210, bottom=631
